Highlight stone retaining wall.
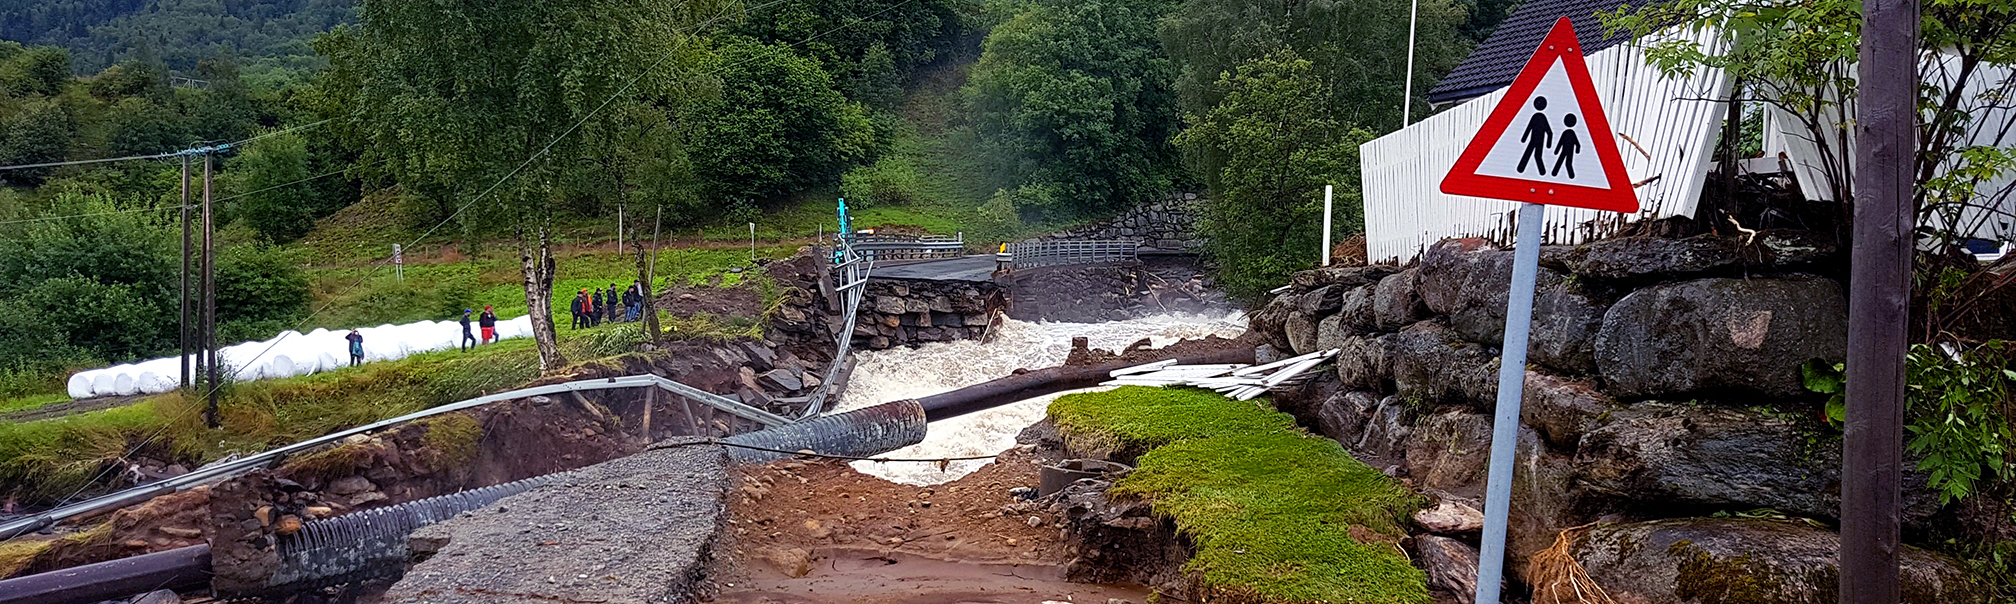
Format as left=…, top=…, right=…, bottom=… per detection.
left=1036, top=192, right=1203, bottom=250
left=1250, top=231, right=1998, bottom=603
left=1002, top=256, right=1226, bottom=323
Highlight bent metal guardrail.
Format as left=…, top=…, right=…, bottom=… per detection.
left=1007, top=239, right=1140, bottom=270
left=0, top=375, right=788, bottom=542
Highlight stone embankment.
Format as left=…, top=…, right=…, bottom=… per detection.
left=1032, top=192, right=1203, bottom=251
left=1249, top=231, right=1996, bottom=603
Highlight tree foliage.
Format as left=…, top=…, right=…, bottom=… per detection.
left=0, top=0, right=354, bottom=73
left=1175, top=51, right=1368, bottom=301
left=688, top=41, right=875, bottom=212
left=965, top=0, right=1183, bottom=220
left=729, top=0, right=967, bottom=98
left=1160, top=0, right=1468, bottom=131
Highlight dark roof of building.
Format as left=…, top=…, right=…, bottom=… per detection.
left=1426, top=0, right=1655, bottom=104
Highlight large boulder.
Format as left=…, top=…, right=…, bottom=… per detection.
left=1569, top=235, right=1746, bottom=280
left=1519, top=371, right=1618, bottom=452
left=1575, top=402, right=1940, bottom=523
left=1290, top=265, right=1398, bottom=290
left=1373, top=268, right=1430, bottom=332
left=1337, top=284, right=1379, bottom=333
left=1285, top=312, right=1320, bottom=355
left=1351, top=395, right=1415, bottom=467
left=1415, top=535, right=1481, bottom=602
left=1509, top=424, right=1602, bottom=581
left=1315, top=390, right=1381, bottom=446
left=1247, top=292, right=1298, bottom=352
left=1528, top=282, right=1610, bottom=375
left=1595, top=276, right=1848, bottom=399
left=1567, top=230, right=1839, bottom=281
left=1574, top=518, right=1986, bottom=604
left=1389, top=322, right=1498, bottom=408
left=1404, top=411, right=1494, bottom=500
left=1417, top=238, right=1571, bottom=346
left=1333, top=333, right=1392, bottom=392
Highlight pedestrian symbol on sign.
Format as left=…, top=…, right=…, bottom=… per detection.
left=1441, top=17, right=1635, bottom=212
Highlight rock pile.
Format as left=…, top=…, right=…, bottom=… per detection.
left=1249, top=232, right=1990, bottom=602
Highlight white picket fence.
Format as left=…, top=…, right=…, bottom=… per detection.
left=1360, top=28, right=1732, bottom=264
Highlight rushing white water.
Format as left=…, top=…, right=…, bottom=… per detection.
left=834, top=311, right=1247, bottom=485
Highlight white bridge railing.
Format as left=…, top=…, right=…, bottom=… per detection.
left=1007, top=239, right=1140, bottom=270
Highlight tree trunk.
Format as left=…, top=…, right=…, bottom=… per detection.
left=635, top=207, right=664, bottom=344
left=521, top=223, right=568, bottom=372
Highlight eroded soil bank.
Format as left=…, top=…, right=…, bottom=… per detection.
left=713, top=448, right=1157, bottom=604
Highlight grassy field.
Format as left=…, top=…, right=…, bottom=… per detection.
left=302, top=243, right=796, bottom=332
left=1050, top=386, right=1429, bottom=604
left=0, top=310, right=681, bottom=505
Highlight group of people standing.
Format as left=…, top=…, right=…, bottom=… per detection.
left=572, top=281, right=648, bottom=329
left=458, top=305, right=500, bottom=352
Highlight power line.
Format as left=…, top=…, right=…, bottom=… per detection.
left=0, top=152, right=183, bottom=173
left=0, top=157, right=383, bottom=227
left=0, top=116, right=342, bottom=173
left=0, top=205, right=185, bottom=226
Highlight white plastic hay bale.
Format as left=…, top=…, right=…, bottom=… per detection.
left=268, top=354, right=297, bottom=378
left=111, top=372, right=138, bottom=396
left=134, top=370, right=175, bottom=394
left=68, top=371, right=95, bottom=398
left=92, top=368, right=124, bottom=397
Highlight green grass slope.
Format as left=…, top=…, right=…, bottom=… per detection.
left=1050, top=386, right=1429, bottom=604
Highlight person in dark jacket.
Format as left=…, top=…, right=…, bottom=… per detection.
left=346, top=329, right=364, bottom=366
left=479, top=305, right=498, bottom=343
left=571, top=289, right=589, bottom=329
left=607, top=284, right=622, bottom=322
left=459, top=309, right=476, bottom=351
left=590, top=289, right=605, bottom=327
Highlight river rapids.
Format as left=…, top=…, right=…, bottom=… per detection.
left=832, top=311, right=1247, bottom=485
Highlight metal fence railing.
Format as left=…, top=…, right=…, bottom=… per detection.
left=849, top=232, right=964, bottom=263
left=1007, top=239, right=1140, bottom=270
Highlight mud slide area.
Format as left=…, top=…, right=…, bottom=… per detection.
left=715, top=449, right=1153, bottom=604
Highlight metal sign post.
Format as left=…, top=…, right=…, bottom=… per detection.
left=1436, top=18, right=1639, bottom=603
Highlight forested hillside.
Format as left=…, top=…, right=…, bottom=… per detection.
left=0, top=0, right=1486, bottom=395
left=0, top=0, right=354, bottom=73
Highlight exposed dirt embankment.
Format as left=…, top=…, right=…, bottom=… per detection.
left=715, top=448, right=1154, bottom=604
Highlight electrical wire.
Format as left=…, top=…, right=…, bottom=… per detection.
left=43, top=0, right=913, bottom=513
left=0, top=157, right=382, bottom=226
left=0, top=205, right=186, bottom=226
left=0, top=151, right=183, bottom=172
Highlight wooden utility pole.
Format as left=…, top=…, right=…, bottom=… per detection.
left=202, top=152, right=220, bottom=429
left=179, top=154, right=192, bottom=388
left=1841, top=0, right=1917, bottom=601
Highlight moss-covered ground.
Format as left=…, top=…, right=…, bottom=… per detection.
left=1049, top=386, right=1428, bottom=604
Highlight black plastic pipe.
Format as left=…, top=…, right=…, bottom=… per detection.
left=917, top=348, right=1255, bottom=421
left=0, top=544, right=209, bottom=604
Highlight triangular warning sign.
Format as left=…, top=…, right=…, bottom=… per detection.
left=1441, top=17, right=1638, bottom=213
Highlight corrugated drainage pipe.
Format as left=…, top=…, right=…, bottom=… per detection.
left=718, top=399, right=927, bottom=463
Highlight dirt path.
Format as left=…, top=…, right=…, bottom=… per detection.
left=715, top=449, right=1152, bottom=604
left=0, top=394, right=146, bottom=423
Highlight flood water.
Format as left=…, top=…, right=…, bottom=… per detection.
left=833, top=311, right=1247, bottom=485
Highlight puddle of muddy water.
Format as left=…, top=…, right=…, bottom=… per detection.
left=833, top=312, right=1246, bottom=485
